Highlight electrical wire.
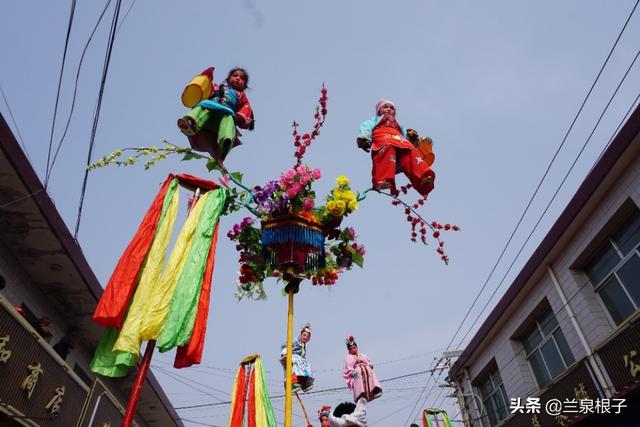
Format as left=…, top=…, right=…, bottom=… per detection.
left=44, top=0, right=77, bottom=189
left=74, top=0, right=123, bottom=238
left=453, top=219, right=640, bottom=425
left=443, top=0, right=640, bottom=354
left=456, top=48, right=640, bottom=348
left=46, top=0, right=113, bottom=185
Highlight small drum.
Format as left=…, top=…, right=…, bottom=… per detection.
left=181, top=75, right=213, bottom=108
left=416, top=137, right=435, bottom=166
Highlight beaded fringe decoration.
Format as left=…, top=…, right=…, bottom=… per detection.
left=263, top=246, right=326, bottom=272
left=261, top=221, right=325, bottom=250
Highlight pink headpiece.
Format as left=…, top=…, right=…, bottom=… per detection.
left=376, top=99, right=396, bottom=115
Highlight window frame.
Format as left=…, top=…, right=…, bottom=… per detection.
left=522, top=310, right=574, bottom=389
left=478, top=368, right=509, bottom=427
left=587, top=211, right=640, bottom=326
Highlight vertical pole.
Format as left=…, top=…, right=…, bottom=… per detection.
left=122, top=340, right=156, bottom=427
left=284, top=289, right=295, bottom=427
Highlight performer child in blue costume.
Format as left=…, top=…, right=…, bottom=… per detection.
left=280, top=323, right=314, bottom=392
left=178, top=67, right=254, bottom=162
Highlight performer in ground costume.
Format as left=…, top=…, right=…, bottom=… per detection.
left=357, top=99, right=435, bottom=196
left=318, top=405, right=332, bottom=427
left=328, top=399, right=368, bottom=427
left=342, top=336, right=382, bottom=402
left=280, top=323, right=314, bottom=392
left=177, top=67, right=254, bottom=162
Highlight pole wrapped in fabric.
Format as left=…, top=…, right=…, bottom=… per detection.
left=422, top=408, right=452, bottom=427
left=229, top=355, right=276, bottom=427
left=90, top=174, right=225, bottom=377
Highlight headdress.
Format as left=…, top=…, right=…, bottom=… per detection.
left=318, top=405, right=332, bottom=419
left=375, top=99, right=396, bottom=115
left=345, top=335, right=357, bottom=348
left=301, top=323, right=312, bottom=334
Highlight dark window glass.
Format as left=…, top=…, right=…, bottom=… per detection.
left=616, top=254, right=640, bottom=306
left=599, top=275, right=635, bottom=324
left=614, top=212, right=640, bottom=255
left=586, top=243, right=620, bottom=285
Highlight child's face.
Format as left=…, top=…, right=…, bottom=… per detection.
left=228, top=70, right=247, bottom=91
left=300, top=331, right=311, bottom=343
left=348, top=345, right=358, bottom=355
left=379, top=104, right=395, bottom=116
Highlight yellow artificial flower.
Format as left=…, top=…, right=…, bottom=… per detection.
left=335, top=200, right=346, bottom=210
left=336, top=175, right=350, bottom=186
left=327, top=201, right=336, bottom=211
left=344, top=190, right=356, bottom=201
left=348, top=199, right=358, bottom=211
left=332, top=188, right=345, bottom=200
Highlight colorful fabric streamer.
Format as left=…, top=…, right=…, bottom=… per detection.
left=422, top=408, right=453, bottom=427
left=90, top=174, right=225, bottom=377
left=228, top=355, right=276, bottom=427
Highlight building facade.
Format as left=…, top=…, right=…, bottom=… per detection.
left=0, top=113, right=183, bottom=426
left=448, top=105, right=640, bottom=427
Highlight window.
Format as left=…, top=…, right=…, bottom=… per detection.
left=479, top=368, right=508, bottom=426
left=586, top=210, right=640, bottom=325
left=523, top=309, right=574, bottom=388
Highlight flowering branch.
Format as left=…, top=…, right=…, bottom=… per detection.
left=292, top=85, right=328, bottom=165
left=377, top=185, right=460, bottom=264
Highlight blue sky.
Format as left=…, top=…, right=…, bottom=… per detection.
left=3, top=1, right=640, bottom=425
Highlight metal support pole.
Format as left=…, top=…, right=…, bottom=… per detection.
left=284, top=289, right=295, bottom=427
left=122, top=340, right=156, bottom=427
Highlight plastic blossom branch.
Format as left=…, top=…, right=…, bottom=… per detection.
left=88, top=140, right=260, bottom=217
left=292, top=84, right=328, bottom=165
left=374, top=185, right=460, bottom=264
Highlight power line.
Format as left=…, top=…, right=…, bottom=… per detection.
left=46, top=0, right=113, bottom=185
left=174, top=365, right=445, bottom=411
left=44, top=0, right=77, bottom=189
left=401, top=357, right=441, bottom=426
left=74, top=0, right=123, bottom=238
left=443, top=0, right=640, bottom=353
left=452, top=216, right=640, bottom=425
left=456, top=47, right=640, bottom=348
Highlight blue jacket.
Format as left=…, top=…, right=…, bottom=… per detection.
left=357, top=115, right=407, bottom=142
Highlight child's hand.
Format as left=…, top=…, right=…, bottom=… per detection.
left=357, top=138, right=371, bottom=153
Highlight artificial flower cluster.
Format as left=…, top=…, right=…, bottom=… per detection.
left=324, top=176, right=358, bottom=219
left=227, top=217, right=270, bottom=300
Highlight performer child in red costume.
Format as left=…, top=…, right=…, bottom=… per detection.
left=357, top=100, right=435, bottom=196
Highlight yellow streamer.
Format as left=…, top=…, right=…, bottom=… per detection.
left=142, top=191, right=212, bottom=340
left=255, top=359, right=267, bottom=427
left=113, top=180, right=179, bottom=355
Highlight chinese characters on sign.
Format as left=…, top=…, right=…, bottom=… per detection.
left=0, top=335, right=12, bottom=363
left=623, top=350, right=640, bottom=378
left=45, top=386, right=65, bottom=415
left=20, top=362, right=44, bottom=399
